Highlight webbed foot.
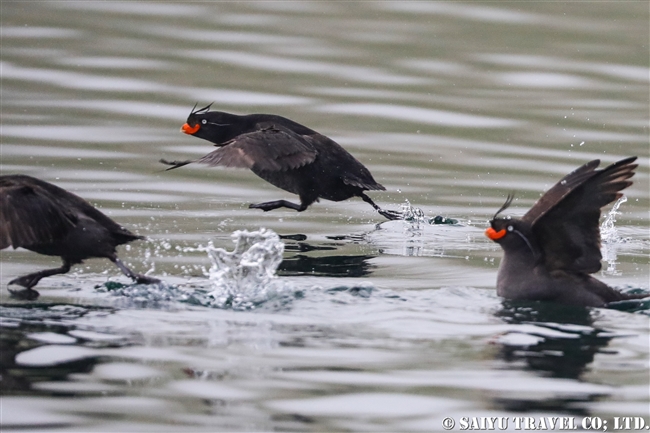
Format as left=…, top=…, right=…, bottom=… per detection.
left=8, top=287, right=40, bottom=300
left=378, top=209, right=404, bottom=220
left=134, top=275, right=161, bottom=285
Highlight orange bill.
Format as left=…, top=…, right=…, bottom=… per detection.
left=485, top=227, right=506, bottom=240
left=181, top=123, right=200, bottom=135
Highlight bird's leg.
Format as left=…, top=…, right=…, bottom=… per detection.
left=110, top=256, right=160, bottom=285
left=8, top=260, right=72, bottom=300
left=359, top=193, right=403, bottom=220
left=9, top=261, right=72, bottom=288
left=249, top=200, right=308, bottom=212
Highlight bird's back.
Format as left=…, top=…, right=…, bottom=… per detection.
left=250, top=134, right=384, bottom=202
left=0, top=175, right=141, bottom=252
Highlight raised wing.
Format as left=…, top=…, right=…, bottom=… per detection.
left=522, top=159, right=601, bottom=226
left=0, top=176, right=76, bottom=250
left=196, top=125, right=317, bottom=172
left=528, top=157, right=637, bottom=273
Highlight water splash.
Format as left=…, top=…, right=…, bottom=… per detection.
left=600, top=196, right=626, bottom=276
left=400, top=199, right=427, bottom=223
left=399, top=200, right=458, bottom=225
left=601, top=195, right=626, bottom=243
left=98, top=229, right=296, bottom=310
left=189, top=228, right=294, bottom=310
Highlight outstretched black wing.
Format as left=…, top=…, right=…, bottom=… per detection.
left=525, top=157, right=637, bottom=273
left=195, top=123, right=317, bottom=172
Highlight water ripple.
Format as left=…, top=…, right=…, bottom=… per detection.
left=1, top=144, right=135, bottom=158
left=1, top=26, right=81, bottom=38
left=180, top=50, right=426, bottom=85
left=318, top=103, right=522, bottom=128
left=376, top=2, right=542, bottom=24
left=1, top=61, right=167, bottom=93
left=1, top=125, right=165, bottom=143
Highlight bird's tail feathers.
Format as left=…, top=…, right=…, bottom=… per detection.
left=159, top=159, right=193, bottom=171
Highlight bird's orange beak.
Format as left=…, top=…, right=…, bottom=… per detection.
left=181, top=123, right=200, bottom=135
left=485, top=227, right=506, bottom=240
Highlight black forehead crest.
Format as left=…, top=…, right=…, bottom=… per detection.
left=189, top=102, right=214, bottom=117
left=493, top=193, right=514, bottom=221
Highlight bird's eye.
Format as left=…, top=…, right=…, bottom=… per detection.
left=507, top=225, right=513, bottom=232
left=201, top=119, right=207, bottom=125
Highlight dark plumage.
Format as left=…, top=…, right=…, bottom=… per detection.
left=485, top=157, right=646, bottom=307
left=0, top=175, right=159, bottom=299
left=160, top=104, right=401, bottom=220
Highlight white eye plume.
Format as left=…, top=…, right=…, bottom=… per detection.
left=511, top=227, right=539, bottom=259
left=206, top=120, right=230, bottom=126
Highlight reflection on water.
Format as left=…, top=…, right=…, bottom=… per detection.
left=279, top=254, right=376, bottom=278
left=0, top=304, right=115, bottom=396
left=492, top=301, right=626, bottom=414
left=1, top=0, right=648, bottom=431
left=495, top=301, right=607, bottom=378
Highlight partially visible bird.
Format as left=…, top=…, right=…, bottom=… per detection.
left=160, top=104, right=401, bottom=220
left=485, top=157, right=646, bottom=307
left=1, top=175, right=159, bottom=300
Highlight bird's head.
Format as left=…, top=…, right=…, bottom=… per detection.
left=485, top=194, right=514, bottom=243
left=485, top=194, right=537, bottom=256
left=181, top=103, right=238, bottom=145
